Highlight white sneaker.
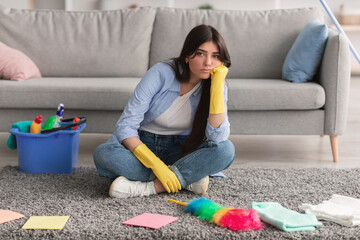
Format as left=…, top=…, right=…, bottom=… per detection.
left=109, top=176, right=156, bottom=198
left=185, top=176, right=209, bottom=195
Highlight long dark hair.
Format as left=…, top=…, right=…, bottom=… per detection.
left=168, top=25, right=231, bottom=156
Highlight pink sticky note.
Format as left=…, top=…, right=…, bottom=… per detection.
left=0, top=209, right=25, bottom=224
left=122, top=213, right=178, bottom=229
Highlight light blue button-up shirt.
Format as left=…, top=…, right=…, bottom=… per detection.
left=114, top=61, right=230, bottom=143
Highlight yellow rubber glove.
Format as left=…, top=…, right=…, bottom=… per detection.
left=209, top=63, right=229, bottom=114
left=133, top=144, right=181, bottom=193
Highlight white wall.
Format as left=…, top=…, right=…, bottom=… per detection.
left=0, top=0, right=29, bottom=8
left=85, top=0, right=360, bottom=16
left=0, top=0, right=359, bottom=14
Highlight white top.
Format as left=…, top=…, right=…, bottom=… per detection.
left=140, top=82, right=201, bottom=135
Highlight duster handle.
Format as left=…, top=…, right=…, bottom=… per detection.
left=167, top=198, right=188, bottom=206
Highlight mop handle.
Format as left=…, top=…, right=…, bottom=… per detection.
left=320, top=0, right=360, bottom=64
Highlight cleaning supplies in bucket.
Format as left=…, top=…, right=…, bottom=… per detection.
left=30, top=115, right=42, bottom=134
left=43, top=116, right=60, bottom=131
left=10, top=119, right=86, bottom=174
left=56, top=103, right=64, bottom=123
left=43, top=103, right=64, bottom=131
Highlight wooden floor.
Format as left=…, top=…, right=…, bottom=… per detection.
left=1, top=76, right=360, bottom=169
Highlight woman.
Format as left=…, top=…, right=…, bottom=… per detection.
left=93, top=24, right=235, bottom=198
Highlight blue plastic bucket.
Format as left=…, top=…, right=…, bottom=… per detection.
left=9, top=122, right=86, bottom=174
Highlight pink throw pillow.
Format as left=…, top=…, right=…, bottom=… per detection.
left=0, top=42, right=42, bottom=81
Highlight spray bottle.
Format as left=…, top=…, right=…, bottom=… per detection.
left=56, top=103, right=65, bottom=124
left=42, top=104, right=64, bottom=131
left=30, top=115, right=43, bottom=134
left=43, top=116, right=60, bottom=131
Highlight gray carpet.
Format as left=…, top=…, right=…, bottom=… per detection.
left=1, top=166, right=360, bottom=239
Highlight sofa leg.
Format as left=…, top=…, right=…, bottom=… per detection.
left=330, top=136, right=339, bottom=163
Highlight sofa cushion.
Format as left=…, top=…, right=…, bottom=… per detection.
left=0, top=6, right=156, bottom=78
left=150, top=7, right=324, bottom=79
left=0, top=41, right=41, bottom=81
left=282, top=19, right=328, bottom=83
left=227, top=79, right=325, bottom=110
left=0, top=78, right=325, bottom=111
left=0, top=78, right=141, bottom=110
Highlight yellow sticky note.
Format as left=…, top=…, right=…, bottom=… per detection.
left=22, top=216, right=69, bottom=230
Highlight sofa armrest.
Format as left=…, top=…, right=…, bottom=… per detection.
left=319, top=28, right=351, bottom=136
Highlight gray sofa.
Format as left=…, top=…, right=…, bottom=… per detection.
left=0, top=6, right=351, bottom=162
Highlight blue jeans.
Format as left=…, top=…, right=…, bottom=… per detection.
left=93, top=130, right=235, bottom=187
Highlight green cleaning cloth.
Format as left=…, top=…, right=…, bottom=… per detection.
left=251, top=202, right=322, bottom=232
left=7, top=121, right=32, bottom=150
